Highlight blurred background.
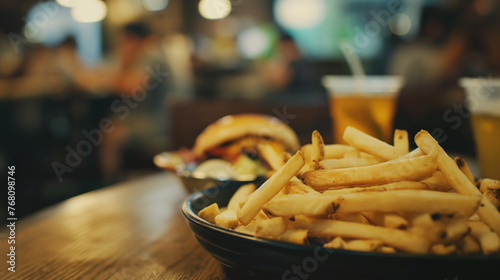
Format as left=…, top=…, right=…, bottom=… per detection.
left=1, top=0, right=499, bottom=218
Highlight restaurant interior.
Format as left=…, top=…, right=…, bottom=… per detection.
left=1, top=0, right=499, bottom=220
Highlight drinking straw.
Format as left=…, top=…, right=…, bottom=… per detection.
left=339, top=40, right=366, bottom=94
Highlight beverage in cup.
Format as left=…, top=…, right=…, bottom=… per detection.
left=322, top=76, right=404, bottom=144
left=459, top=78, right=500, bottom=180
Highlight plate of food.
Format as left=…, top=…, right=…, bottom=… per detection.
left=154, top=114, right=301, bottom=193
left=182, top=127, right=500, bottom=280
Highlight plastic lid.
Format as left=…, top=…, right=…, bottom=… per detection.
left=322, top=75, right=404, bottom=96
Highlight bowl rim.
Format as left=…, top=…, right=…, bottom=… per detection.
left=154, top=151, right=261, bottom=182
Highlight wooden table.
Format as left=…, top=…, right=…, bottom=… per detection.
left=0, top=173, right=248, bottom=280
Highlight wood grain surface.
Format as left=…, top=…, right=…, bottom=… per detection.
left=0, top=173, right=249, bottom=280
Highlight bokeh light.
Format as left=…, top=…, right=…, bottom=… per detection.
left=142, top=0, right=169, bottom=12
left=56, top=0, right=77, bottom=8
left=71, top=0, right=107, bottom=23
left=237, top=27, right=272, bottom=59
left=274, top=0, right=326, bottom=29
left=198, top=0, right=232, bottom=20
left=390, top=13, right=412, bottom=36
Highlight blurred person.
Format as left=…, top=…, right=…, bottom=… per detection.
left=76, top=22, right=174, bottom=183
left=386, top=4, right=498, bottom=155
left=161, top=32, right=195, bottom=101
left=443, top=0, right=500, bottom=77
left=388, top=6, right=456, bottom=119
left=388, top=6, right=451, bottom=86
left=104, top=22, right=173, bottom=182
left=258, top=33, right=323, bottom=96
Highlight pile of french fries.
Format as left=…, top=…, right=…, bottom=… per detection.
left=198, top=126, right=500, bottom=255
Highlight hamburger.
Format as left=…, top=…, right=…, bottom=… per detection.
left=154, top=114, right=301, bottom=180
left=191, top=114, right=300, bottom=177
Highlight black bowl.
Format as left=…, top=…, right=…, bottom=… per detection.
left=182, top=184, right=500, bottom=280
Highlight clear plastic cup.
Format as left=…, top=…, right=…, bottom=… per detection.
left=459, top=78, right=500, bottom=180
left=322, top=75, right=404, bottom=144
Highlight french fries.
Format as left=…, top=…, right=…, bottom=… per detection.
left=255, top=217, right=286, bottom=238
left=214, top=210, right=239, bottom=229
left=310, top=130, right=325, bottom=170
left=301, top=144, right=356, bottom=160
left=258, top=143, right=316, bottom=194
left=322, top=181, right=431, bottom=195
left=264, top=190, right=480, bottom=217
left=454, top=156, right=476, bottom=184
left=290, top=217, right=431, bottom=254
left=227, top=183, right=256, bottom=211
left=302, top=155, right=437, bottom=190
left=468, top=221, right=500, bottom=255
left=343, top=126, right=406, bottom=160
left=479, top=179, right=500, bottom=210
left=237, top=151, right=305, bottom=225
left=362, top=212, right=408, bottom=230
left=198, top=203, right=220, bottom=224
left=393, top=129, right=409, bottom=154
left=197, top=127, right=500, bottom=256
left=319, top=157, right=382, bottom=169
left=421, top=171, right=453, bottom=191
left=415, top=130, right=500, bottom=236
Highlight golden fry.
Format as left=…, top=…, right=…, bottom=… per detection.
left=322, top=181, right=430, bottom=196
left=264, top=190, right=480, bottom=218
left=330, top=191, right=480, bottom=217
left=399, top=148, right=424, bottom=159
left=457, top=234, right=481, bottom=255
left=468, top=221, right=500, bottom=255
left=343, top=126, right=406, bottom=160
left=302, top=155, right=437, bottom=190
left=479, top=178, right=500, bottom=210
left=342, top=149, right=360, bottom=159
left=283, top=179, right=317, bottom=194
left=264, top=193, right=327, bottom=216
left=319, top=157, right=382, bottom=169
left=415, top=130, right=500, bottom=235
left=430, top=244, right=457, bottom=255
left=278, top=229, right=309, bottom=244
left=310, top=130, right=325, bottom=170
left=344, top=239, right=384, bottom=252
left=324, top=236, right=346, bottom=249
left=332, top=212, right=369, bottom=224
left=255, top=217, right=286, bottom=238
left=393, top=129, right=409, bottom=154
left=234, top=223, right=257, bottom=235
left=258, top=143, right=285, bottom=170
left=238, top=151, right=304, bottom=225
left=362, top=212, right=408, bottom=230
left=302, top=144, right=356, bottom=160
left=441, top=216, right=470, bottom=245
left=380, top=246, right=397, bottom=253
left=454, top=157, right=476, bottom=184
left=259, top=143, right=316, bottom=194
left=290, top=218, right=430, bottom=254
left=198, top=203, right=220, bottom=224
left=227, top=183, right=256, bottom=211
left=406, top=213, right=448, bottom=243
left=421, top=171, right=453, bottom=192
left=215, top=210, right=239, bottom=229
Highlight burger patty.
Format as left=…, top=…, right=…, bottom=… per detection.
left=205, top=137, right=285, bottom=162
